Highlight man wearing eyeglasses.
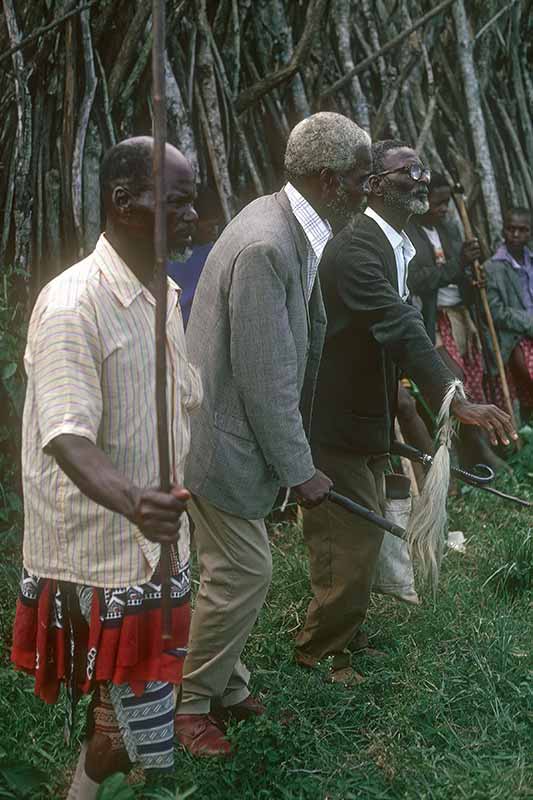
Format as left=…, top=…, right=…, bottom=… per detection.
left=294, top=140, right=517, bottom=686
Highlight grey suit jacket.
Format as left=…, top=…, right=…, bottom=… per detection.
left=485, top=254, right=533, bottom=369
left=185, top=191, right=327, bottom=519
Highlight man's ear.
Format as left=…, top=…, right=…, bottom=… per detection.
left=319, top=168, right=338, bottom=197
left=367, top=175, right=382, bottom=197
left=111, top=186, right=132, bottom=216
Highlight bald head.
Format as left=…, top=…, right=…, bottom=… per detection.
left=101, top=136, right=197, bottom=256
left=100, top=136, right=192, bottom=202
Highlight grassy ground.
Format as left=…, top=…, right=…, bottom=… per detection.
left=1, top=446, right=532, bottom=800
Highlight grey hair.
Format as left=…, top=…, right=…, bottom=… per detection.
left=284, top=112, right=370, bottom=180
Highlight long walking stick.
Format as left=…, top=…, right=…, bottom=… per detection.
left=452, top=185, right=521, bottom=446
left=152, top=0, right=173, bottom=640
left=471, top=290, right=498, bottom=405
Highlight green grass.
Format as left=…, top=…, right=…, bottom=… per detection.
left=1, top=448, right=532, bottom=799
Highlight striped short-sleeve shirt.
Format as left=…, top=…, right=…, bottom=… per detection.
left=22, top=235, right=202, bottom=588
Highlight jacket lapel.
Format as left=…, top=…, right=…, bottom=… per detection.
left=363, top=215, right=399, bottom=292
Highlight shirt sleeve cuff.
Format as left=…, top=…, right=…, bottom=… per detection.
left=41, top=424, right=98, bottom=451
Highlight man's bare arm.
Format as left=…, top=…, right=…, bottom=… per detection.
left=49, top=434, right=189, bottom=544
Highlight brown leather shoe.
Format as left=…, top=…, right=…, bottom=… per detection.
left=211, top=694, right=266, bottom=729
left=174, top=714, right=232, bottom=757
left=294, top=650, right=319, bottom=669
left=327, top=666, right=365, bottom=686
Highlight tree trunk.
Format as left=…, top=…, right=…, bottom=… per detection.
left=3, top=0, right=33, bottom=273
left=452, top=0, right=502, bottom=243
left=82, top=121, right=103, bottom=252
left=335, top=0, right=370, bottom=131
left=72, top=7, right=97, bottom=256
left=165, top=51, right=199, bottom=176
left=196, top=0, right=234, bottom=219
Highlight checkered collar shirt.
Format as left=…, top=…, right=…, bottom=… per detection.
left=284, top=182, right=332, bottom=299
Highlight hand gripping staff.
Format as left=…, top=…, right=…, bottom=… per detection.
left=152, top=0, right=173, bottom=640
left=452, top=183, right=521, bottom=449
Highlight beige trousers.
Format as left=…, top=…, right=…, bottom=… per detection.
left=177, top=495, right=272, bottom=715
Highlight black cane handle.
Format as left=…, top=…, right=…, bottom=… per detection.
left=453, top=463, right=494, bottom=486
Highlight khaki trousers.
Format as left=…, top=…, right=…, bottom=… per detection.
left=177, top=495, right=272, bottom=715
left=295, top=447, right=387, bottom=669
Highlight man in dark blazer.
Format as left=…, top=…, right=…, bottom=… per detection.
left=295, top=140, right=516, bottom=685
left=176, top=113, right=372, bottom=755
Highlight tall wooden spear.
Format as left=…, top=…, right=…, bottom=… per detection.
left=152, top=0, right=173, bottom=639
left=452, top=185, right=521, bottom=448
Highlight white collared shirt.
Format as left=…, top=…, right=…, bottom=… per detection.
left=284, top=182, right=332, bottom=299
left=22, top=234, right=202, bottom=587
left=364, top=206, right=416, bottom=301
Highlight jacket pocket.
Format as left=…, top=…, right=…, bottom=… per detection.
left=214, top=411, right=257, bottom=445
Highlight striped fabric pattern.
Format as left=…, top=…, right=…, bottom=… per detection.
left=22, top=235, right=202, bottom=588
left=109, top=680, right=176, bottom=771
left=284, top=182, right=332, bottom=299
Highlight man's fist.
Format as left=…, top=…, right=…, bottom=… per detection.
left=460, top=238, right=481, bottom=266
left=451, top=396, right=518, bottom=447
left=292, top=470, right=333, bottom=509
left=129, top=485, right=190, bottom=544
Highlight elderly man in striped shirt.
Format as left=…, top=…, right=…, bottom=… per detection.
left=11, top=138, right=201, bottom=798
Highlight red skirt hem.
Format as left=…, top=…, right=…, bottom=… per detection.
left=11, top=576, right=190, bottom=704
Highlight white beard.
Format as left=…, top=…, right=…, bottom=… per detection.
left=383, top=188, right=429, bottom=216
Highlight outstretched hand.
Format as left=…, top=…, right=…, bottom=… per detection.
left=130, top=485, right=191, bottom=544
left=451, top=396, right=518, bottom=447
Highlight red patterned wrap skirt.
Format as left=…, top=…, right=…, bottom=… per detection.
left=11, top=560, right=191, bottom=704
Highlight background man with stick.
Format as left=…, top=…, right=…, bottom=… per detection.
left=11, top=137, right=201, bottom=798
left=406, top=172, right=506, bottom=471
left=295, top=140, right=516, bottom=686
left=486, top=207, right=533, bottom=418
left=175, top=113, right=371, bottom=757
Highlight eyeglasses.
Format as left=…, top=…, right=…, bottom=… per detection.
left=374, top=163, right=431, bottom=183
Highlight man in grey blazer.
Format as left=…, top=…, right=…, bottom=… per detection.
left=175, top=113, right=372, bottom=756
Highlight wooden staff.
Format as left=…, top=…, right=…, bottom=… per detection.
left=452, top=185, right=521, bottom=447
left=152, top=0, right=173, bottom=640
